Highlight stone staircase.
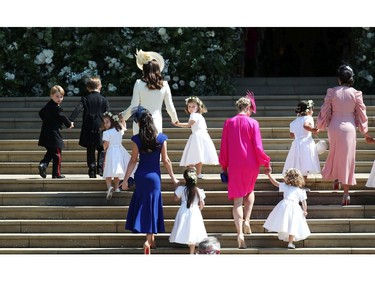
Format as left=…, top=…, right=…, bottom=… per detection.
left=1, top=77, right=375, bottom=254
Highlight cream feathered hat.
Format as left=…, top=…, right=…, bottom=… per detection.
left=135, top=49, right=165, bottom=71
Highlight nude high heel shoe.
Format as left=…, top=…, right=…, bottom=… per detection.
left=143, top=241, right=151, bottom=254
left=243, top=220, right=252, bottom=234
left=341, top=194, right=351, bottom=206
left=237, top=233, right=247, bottom=249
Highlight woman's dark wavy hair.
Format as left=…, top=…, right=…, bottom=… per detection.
left=138, top=110, right=160, bottom=153
left=337, top=64, right=354, bottom=86
left=183, top=167, right=200, bottom=209
left=142, top=59, right=164, bottom=90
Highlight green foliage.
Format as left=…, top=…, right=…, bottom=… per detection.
left=0, top=27, right=244, bottom=97
left=352, top=27, right=375, bottom=94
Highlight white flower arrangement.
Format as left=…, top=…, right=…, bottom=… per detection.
left=0, top=27, right=243, bottom=97
left=104, top=111, right=120, bottom=124
left=306, top=100, right=314, bottom=113
left=135, top=49, right=152, bottom=66
left=104, top=111, right=113, bottom=117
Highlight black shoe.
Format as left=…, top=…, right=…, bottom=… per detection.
left=97, top=168, right=103, bottom=177
left=89, top=170, right=96, bottom=178
left=38, top=164, right=47, bottom=178
left=52, top=175, right=65, bottom=179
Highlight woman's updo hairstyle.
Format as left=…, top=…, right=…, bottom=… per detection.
left=235, top=97, right=251, bottom=113
left=337, top=64, right=354, bottom=86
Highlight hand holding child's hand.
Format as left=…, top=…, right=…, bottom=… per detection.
left=264, top=167, right=272, bottom=175
left=365, top=136, right=374, bottom=144
left=120, top=179, right=129, bottom=191
left=173, top=178, right=180, bottom=186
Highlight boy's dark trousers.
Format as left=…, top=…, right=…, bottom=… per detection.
left=39, top=148, right=62, bottom=177
left=87, top=145, right=105, bottom=178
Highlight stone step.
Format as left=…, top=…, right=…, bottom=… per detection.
left=0, top=160, right=373, bottom=174
left=2, top=138, right=374, bottom=151
left=0, top=232, right=374, bottom=248
left=0, top=93, right=331, bottom=109
left=0, top=174, right=372, bottom=192
left=1, top=190, right=375, bottom=206
left=2, top=104, right=375, bottom=119
left=0, top=205, right=374, bottom=220
left=1, top=149, right=374, bottom=163
left=1, top=218, right=374, bottom=233
left=4, top=115, right=375, bottom=130
left=2, top=126, right=375, bottom=140
left=0, top=246, right=374, bottom=254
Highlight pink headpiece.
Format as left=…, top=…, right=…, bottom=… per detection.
left=246, top=90, right=256, bottom=114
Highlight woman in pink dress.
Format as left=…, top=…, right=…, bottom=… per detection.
left=219, top=92, right=271, bottom=249
left=317, top=65, right=371, bottom=205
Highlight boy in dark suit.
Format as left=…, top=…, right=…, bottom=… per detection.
left=69, top=76, right=109, bottom=178
left=38, top=85, right=74, bottom=179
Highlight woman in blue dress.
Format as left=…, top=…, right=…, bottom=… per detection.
left=121, top=106, right=179, bottom=254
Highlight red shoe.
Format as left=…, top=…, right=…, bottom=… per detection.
left=143, top=241, right=151, bottom=254
left=333, top=180, right=340, bottom=190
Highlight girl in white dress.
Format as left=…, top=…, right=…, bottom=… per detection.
left=283, top=100, right=321, bottom=182
left=175, top=96, right=219, bottom=179
left=169, top=167, right=207, bottom=254
left=102, top=112, right=132, bottom=200
left=263, top=168, right=311, bottom=249
left=365, top=136, right=375, bottom=187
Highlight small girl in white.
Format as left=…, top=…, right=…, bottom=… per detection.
left=365, top=136, right=375, bottom=187
left=102, top=111, right=132, bottom=200
left=263, top=168, right=311, bottom=249
left=175, top=96, right=219, bottom=179
left=169, top=167, right=207, bottom=254
left=283, top=100, right=321, bottom=182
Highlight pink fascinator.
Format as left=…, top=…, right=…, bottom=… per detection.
left=246, top=90, right=256, bottom=114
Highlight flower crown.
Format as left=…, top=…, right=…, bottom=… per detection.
left=185, top=96, right=201, bottom=105
left=103, top=111, right=120, bottom=123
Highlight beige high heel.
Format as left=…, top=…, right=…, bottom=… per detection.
left=341, top=194, right=351, bottom=206
left=243, top=220, right=252, bottom=234
left=237, top=233, right=247, bottom=249
left=143, top=241, right=151, bottom=254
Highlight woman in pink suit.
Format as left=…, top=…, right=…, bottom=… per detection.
left=317, top=65, right=371, bottom=205
left=219, top=92, right=271, bottom=249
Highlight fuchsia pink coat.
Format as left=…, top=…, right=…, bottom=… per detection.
left=219, top=114, right=271, bottom=200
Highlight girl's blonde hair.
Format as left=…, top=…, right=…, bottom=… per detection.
left=184, top=96, right=207, bottom=114
left=284, top=168, right=305, bottom=187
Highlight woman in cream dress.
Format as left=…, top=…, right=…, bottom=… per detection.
left=120, top=50, right=179, bottom=135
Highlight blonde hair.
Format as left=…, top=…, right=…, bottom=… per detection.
left=86, top=76, right=102, bottom=91
left=235, top=97, right=251, bottom=112
left=284, top=168, right=305, bottom=187
left=50, top=85, right=65, bottom=96
left=184, top=96, right=207, bottom=114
